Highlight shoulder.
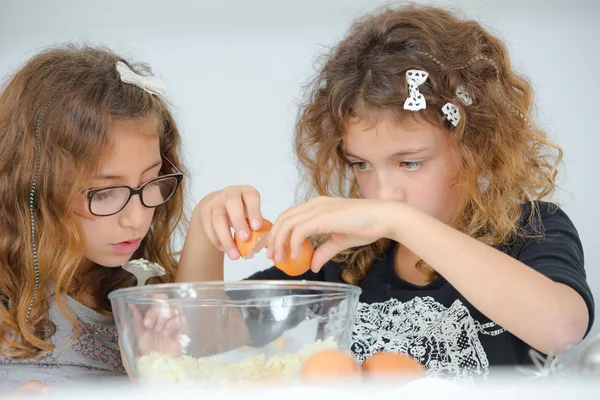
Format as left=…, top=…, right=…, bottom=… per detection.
left=506, top=200, right=583, bottom=257
left=497, top=201, right=583, bottom=259
left=519, top=200, right=579, bottom=236
left=514, top=201, right=594, bottom=335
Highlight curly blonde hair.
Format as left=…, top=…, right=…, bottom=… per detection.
left=0, top=44, right=188, bottom=359
left=294, top=4, right=562, bottom=284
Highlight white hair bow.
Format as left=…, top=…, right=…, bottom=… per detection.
left=456, top=85, right=473, bottom=105
left=442, top=103, right=460, bottom=126
left=116, top=61, right=168, bottom=96
left=401, top=68, right=475, bottom=128
left=403, top=69, right=429, bottom=111
left=441, top=85, right=474, bottom=127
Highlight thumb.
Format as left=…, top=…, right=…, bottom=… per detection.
left=310, top=238, right=346, bottom=273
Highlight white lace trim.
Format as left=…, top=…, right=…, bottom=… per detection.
left=350, top=297, right=506, bottom=380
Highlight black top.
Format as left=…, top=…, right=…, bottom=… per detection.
left=243, top=201, right=595, bottom=379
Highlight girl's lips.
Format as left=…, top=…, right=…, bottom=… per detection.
left=111, top=238, right=142, bottom=255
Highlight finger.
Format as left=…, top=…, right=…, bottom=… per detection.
left=161, top=301, right=186, bottom=337
left=129, top=303, right=146, bottom=333
left=289, top=219, right=317, bottom=260
left=284, top=199, right=335, bottom=257
left=268, top=212, right=294, bottom=264
left=274, top=220, right=302, bottom=265
left=276, top=211, right=315, bottom=262
left=268, top=197, right=328, bottom=259
left=241, top=187, right=263, bottom=231
left=267, top=204, right=303, bottom=260
left=272, top=207, right=321, bottom=263
left=140, top=294, right=169, bottom=330
left=213, top=210, right=240, bottom=260
left=164, top=313, right=186, bottom=338
left=311, top=239, right=345, bottom=272
left=175, top=306, right=189, bottom=335
left=152, top=302, right=173, bottom=333
left=225, top=195, right=251, bottom=242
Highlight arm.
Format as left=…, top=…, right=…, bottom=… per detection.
left=269, top=197, right=593, bottom=356
left=174, top=188, right=317, bottom=350
left=387, top=201, right=591, bottom=355
left=175, top=209, right=225, bottom=283
left=172, top=218, right=251, bottom=354
left=176, top=185, right=264, bottom=283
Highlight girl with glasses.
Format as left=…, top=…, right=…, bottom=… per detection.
left=0, top=44, right=191, bottom=392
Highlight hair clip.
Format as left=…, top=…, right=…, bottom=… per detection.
left=403, top=70, right=429, bottom=111
left=441, top=85, right=473, bottom=127
left=456, top=85, right=473, bottom=105
left=116, top=61, right=167, bottom=96
left=442, top=102, right=460, bottom=126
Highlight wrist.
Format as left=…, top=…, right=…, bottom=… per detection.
left=190, top=205, right=209, bottom=236
left=382, top=201, right=412, bottom=242
left=182, top=206, right=218, bottom=255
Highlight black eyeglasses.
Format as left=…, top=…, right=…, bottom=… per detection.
left=83, top=156, right=183, bottom=217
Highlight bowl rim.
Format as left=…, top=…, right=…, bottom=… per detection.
left=108, top=279, right=362, bottom=300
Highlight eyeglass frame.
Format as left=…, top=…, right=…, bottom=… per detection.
left=83, top=155, right=183, bottom=217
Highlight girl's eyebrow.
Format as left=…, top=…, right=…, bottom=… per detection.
left=93, top=160, right=162, bottom=180
left=344, top=146, right=431, bottom=159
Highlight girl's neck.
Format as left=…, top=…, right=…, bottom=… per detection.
left=71, top=259, right=101, bottom=309
left=79, top=258, right=96, bottom=275
left=73, top=289, right=99, bottom=309
left=393, top=245, right=430, bottom=286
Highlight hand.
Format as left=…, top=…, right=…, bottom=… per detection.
left=118, top=296, right=187, bottom=381
left=194, top=185, right=264, bottom=260
left=267, top=196, right=397, bottom=272
left=1, top=381, right=51, bottom=396
left=127, top=295, right=187, bottom=358
left=119, top=294, right=250, bottom=380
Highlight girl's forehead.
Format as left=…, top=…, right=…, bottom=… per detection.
left=110, top=117, right=161, bottom=137
left=345, top=108, right=442, bottom=134
left=94, top=129, right=161, bottom=177
left=101, top=118, right=160, bottom=153
left=341, top=113, right=458, bottom=163
left=344, top=113, right=443, bottom=144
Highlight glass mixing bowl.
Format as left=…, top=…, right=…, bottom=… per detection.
left=109, top=280, right=361, bottom=387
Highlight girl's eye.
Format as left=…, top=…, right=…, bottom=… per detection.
left=400, top=161, right=422, bottom=171
left=350, top=161, right=370, bottom=171
left=145, top=180, right=161, bottom=188
left=93, top=190, right=117, bottom=201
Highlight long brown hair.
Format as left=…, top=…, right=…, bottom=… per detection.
left=294, top=3, right=562, bottom=284
left=0, top=44, right=188, bottom=359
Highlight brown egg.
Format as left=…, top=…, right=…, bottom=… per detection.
left=274, top=238, right=314, bottom=277
left=234, top=217, right=314, bottom=276
left=301, top=349, right=361, bottom=381
left=234, top=218, right=273, bottom=258
left=362, top=351, right=425, bottom=378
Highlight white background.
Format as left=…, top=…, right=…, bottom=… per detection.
left=1, top=0, right=599, bottom=356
